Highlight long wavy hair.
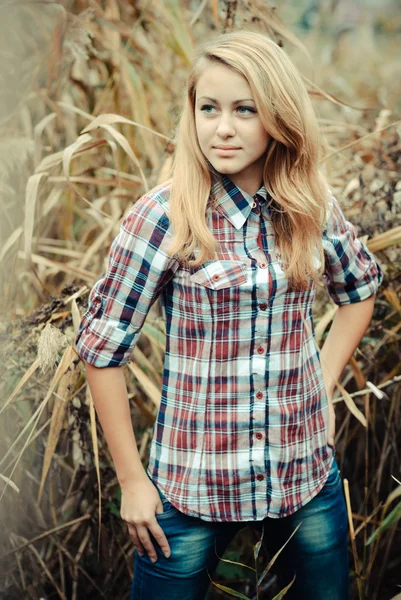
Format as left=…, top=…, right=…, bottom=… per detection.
left=164, top=30, right=330, bottom=289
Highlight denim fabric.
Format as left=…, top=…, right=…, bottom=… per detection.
left=131, top=456, right=349, bottom=600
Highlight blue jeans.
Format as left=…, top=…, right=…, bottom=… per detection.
left=131, top=456, right=349, bottom=600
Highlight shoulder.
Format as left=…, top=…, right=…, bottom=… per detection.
left=322, top=189, right=349, bottom=235
left=123, top=180, right=173, bottom=231
left=324, top=188, right=337, bottom=220
left=133, top=180, right=172, bottom=214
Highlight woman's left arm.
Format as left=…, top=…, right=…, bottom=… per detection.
left=320, top=294, right=376, bottom=397
left=319, top=294, right=376, bottom=445
left=319, top=191, right=384, bottom=446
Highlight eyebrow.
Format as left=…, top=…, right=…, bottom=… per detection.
left=197, top=96, right=255, bottom=104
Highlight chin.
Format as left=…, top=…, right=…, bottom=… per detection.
left=218, top=167, right=242, bottom=175
left=209, top=161, right=241, bottom=174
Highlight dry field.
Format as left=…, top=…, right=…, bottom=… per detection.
left=0, top=1, right=400, bottom=599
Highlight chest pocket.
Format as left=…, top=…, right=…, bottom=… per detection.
left=189, top=259, right=248, bottom=315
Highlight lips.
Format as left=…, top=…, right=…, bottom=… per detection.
left=214, top=146, right=240, bottom=150
left=213, top=146, right=241, bottom=156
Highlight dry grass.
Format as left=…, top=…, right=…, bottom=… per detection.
left=0, top=1, right=400, bottom=599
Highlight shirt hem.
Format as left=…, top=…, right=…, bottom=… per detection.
left=146, top=450, right=336, bottom=523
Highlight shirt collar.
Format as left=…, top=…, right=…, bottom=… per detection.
left=211, top=173, right=270, bottom=230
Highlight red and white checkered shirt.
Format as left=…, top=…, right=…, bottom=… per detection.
left=75, top=174, right=383, bottom=522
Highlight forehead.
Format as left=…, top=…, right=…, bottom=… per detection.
left=195, top=61, right=252, bottom=99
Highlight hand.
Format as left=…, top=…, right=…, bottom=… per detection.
left=120, top=475, right=171, bottom=563
left=327, top=396, right=336, bottom=448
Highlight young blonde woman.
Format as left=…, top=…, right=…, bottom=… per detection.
left=75, top=30, right=383, bottom=600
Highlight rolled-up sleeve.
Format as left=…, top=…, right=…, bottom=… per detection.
left=322, top=193, right=383, bottom=305
left=75, top=194, right=180, bottom=367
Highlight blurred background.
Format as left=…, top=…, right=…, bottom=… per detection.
left=0, top=1, right=400, bottom=598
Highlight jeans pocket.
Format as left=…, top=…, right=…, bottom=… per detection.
left=154, top=489, right=179, bottom=519
left=146, top=472, right=179, bottom=519
left=324, top=459, right=342, bottom=490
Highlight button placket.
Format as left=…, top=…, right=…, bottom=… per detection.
left=254, top=206, right=275, bottom=354
left=249, top=196, right=269, bottom=486
left=254, top=389, right=265, bottom=443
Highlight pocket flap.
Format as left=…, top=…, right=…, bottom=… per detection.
left=190, top=260, right=248, bottom=290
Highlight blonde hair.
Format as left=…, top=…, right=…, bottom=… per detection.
left=165, top=30, right=329, bottom=289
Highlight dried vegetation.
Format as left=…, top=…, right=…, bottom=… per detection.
left=0, top=1, right=400, bottom=599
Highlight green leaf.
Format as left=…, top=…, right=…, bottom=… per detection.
left=257, top=522, right=302, bottom=587
left=366, top=500, right=401, bottom=545
left=253, top=539, right=263, bottom=562
left=107, top=487, right=122, bottom=517
left=271, top=573, right=296, bottom=599
left=365, top=484, right=401, bottom=545
left=253, top=523, right=264, bottom=562
left=107, top=501, right=120, bottom=518
left=141, top=321, right=166, bottom=348
left=216, top=553, right=256, bottom=574
left=210, top=582, right=251, bottom=599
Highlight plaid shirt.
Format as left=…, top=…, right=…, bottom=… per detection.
left=75, top=175, right=383, bottom=522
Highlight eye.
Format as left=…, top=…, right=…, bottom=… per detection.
left=237, top=106, right=256, bottom=114
left=200, top=104, right=216, bottom=113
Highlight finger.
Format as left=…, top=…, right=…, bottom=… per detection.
left=128, top=526, right=145, bottom=556
left=136, top=524, right=159, bottom=563
left=127, top=523, right=145, bottom=556
left=148, top=519, right=171, bottom=558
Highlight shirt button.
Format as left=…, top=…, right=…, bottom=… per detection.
left=259, top=262, right=267, bottom=269
left=252, top=201, right=257, bottom=208
left=212, top=274, right=220, bottom=281
left=257, top=346, right=264, bottom=354
left=255, top=432, right=263, bottom=440
left=259, top=303, right=267, bottom=311
left=256, top=391, right=263, bottom=399
left=256, top=474, right=264, bottom=481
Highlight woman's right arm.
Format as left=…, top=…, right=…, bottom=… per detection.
left=76, top=195, right=179, bottom=561
left=84, top=362, right=171, bottom=563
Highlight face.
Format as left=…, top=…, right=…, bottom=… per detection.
left=194, top=61, right=270, bottom=196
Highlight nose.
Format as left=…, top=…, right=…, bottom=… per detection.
left=216, top=112, right=235, bottom=138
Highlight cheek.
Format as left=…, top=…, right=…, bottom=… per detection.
left=253, top=125, right=270, bottom=153
left=239, top=121, right=269, bottom=154
left=195, top=120, right=211, bottom=150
